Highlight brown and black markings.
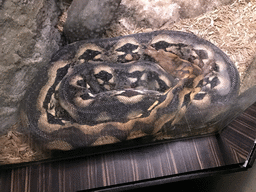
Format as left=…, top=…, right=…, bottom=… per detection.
left=21, top=30, right=240, bottom=150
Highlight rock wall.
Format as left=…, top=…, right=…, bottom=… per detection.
left=63, top=0, right=121, bottom=43
left=0, top=0, right=61, bottom=134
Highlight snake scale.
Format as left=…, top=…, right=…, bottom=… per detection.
left=21, top=31, right=240, bottom=150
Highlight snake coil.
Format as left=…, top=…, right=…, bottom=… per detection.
left=21, top=31, right=240, bottom=150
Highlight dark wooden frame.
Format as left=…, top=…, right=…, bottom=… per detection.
left=0, top=103, right=255, bottom=192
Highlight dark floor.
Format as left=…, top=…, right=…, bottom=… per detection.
left=129, top=163, right=256, bottom=192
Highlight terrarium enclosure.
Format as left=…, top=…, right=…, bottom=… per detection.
left=0, top=0, right=256, bottom=166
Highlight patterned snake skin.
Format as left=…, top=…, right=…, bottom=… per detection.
left=21, top=31, right=240, bottom=150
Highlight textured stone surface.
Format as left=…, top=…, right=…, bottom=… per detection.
left=114, top=0, right=235, bottom=30
left=0, top=0, right=61, bottom=134
left=63, top=0, right=121, bottom=43
left=120, top=0, right=180, bottom=28
left=175, top=0, right=234, bottom=18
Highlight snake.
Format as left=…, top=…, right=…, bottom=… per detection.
left=20, top=30, right=240, bottom=150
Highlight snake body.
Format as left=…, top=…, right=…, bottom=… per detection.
left=21, top=31, right=240, bottom=150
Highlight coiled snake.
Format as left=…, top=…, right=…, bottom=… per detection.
left=21, top=31, right=240, bottom=150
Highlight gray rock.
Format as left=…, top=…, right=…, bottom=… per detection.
left=63, top=0, right=121, bottom=43
left=0, top=0, right=61, bottom=134
left=175, top=0, right=234, bottom=19
left=115, top=0, right=235, bottom=30
left=120, top=0, right=181, bottom=28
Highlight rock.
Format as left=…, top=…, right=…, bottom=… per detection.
left=112, top=0, right=234, bottom=31
left=0, top=0, right=61, bottom=134
left=176, top=0, right=234, bottom=18
left=120, top=0, right=181, bottom=29
left=63, top=0, right=121, bottom=43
